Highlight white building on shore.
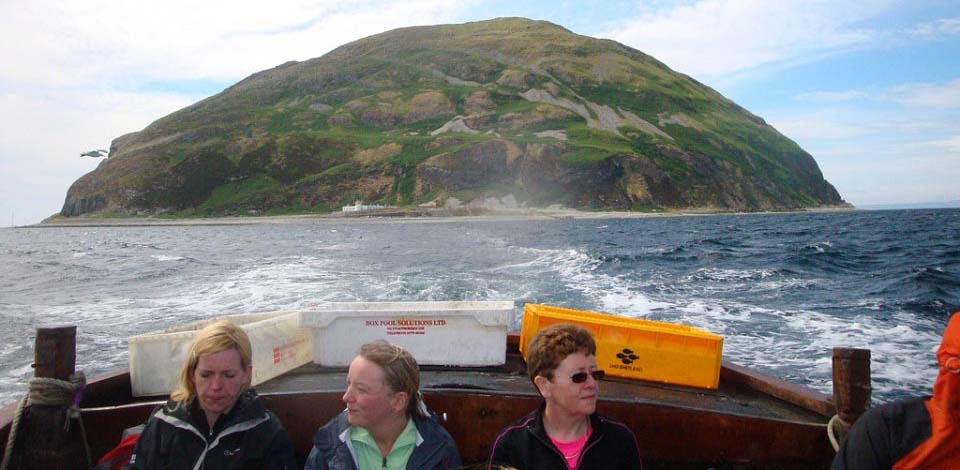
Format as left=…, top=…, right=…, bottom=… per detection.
left=341, top=201, right=394, bottom=214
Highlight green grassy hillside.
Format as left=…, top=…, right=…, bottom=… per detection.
left=62, top=17, right=843, bottom=217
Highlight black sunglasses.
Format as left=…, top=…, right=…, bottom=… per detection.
left=571, top=370, right=605, bottom=383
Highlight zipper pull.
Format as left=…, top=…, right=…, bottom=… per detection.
left=382, top=456, right=388, bottom=469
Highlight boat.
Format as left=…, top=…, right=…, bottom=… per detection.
left=0, top=312, right=870, bottom=469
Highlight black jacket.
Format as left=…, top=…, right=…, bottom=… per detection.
left=831, top=397, right=932, bottom=470
left=488, top=405, right=643, bottom=470
left=124, top=389, right=296, bottom=470
left=304, top=410, right=462, bottom=470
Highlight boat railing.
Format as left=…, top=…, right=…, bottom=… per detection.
left=0, top=326, right=870, bottom=469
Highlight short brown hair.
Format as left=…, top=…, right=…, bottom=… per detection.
left=526, top=323, right=596, bottom=382
left=358, top=340, right=427, bottom=418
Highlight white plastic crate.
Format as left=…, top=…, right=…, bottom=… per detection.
left=299, top=301, right=514, bottom=367
left=128, top=311, right=313, bottom=397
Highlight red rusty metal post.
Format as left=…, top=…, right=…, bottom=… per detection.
left=832, top=347, right=871, bottom=435
left=5, top=326, right=89, bottom=469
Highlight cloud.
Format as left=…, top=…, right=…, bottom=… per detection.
left=928, top=135, right=960, bottom=154
left=810, top=129, right=959, bottom=207
left=788, top=79, right=960, bottom=121
left=769, top=106, right=951, bottom=144
left=810, top=136, right=959, bottom=206
left=601, top=0, right=891, bottom=79
left=0, top=88, right=196, bottom=224
left=890, top=79, right=960, bottom=109
left=0, top=89, right=195, bottom=160
left=0, top=0, right=476, bottom=87
left=772, top=107, right=957, bottom=142
left=766, top=73, right=960, bottom=207
left=793, top=90, right=868, bottom=103
left=911, top=16, right=960, bottom=38
left=0, top=0, right=478, bottom=225
left=1, top=0, right=956, bottom=221
left=769, top=114, right=871, bottom=141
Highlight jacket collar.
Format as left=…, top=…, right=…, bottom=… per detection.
left=320, top=409, right=436, bottom=446
left=528, top=402, right=604, bottom=445
left=161, top=389, right=265, bottom=435
left=315, top=409, right=440, bottom=467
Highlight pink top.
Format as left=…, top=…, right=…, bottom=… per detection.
left=549, top=427, right=593, bottom=470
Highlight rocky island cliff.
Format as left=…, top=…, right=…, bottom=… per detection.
left=61, top=17, right=844, bottom=217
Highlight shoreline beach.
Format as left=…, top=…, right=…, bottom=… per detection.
left=23, top=205, right=858, bottom=228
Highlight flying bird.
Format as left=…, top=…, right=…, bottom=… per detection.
left=80, top=149, right=109, bottom=158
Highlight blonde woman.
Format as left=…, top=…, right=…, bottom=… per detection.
left=126, top=320, right=296, bottom=469
left=305, top=340, right=461, bottom=470
left=488, top=323, right=642, bottom=469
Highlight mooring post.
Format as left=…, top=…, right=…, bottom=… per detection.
left=832, top=347, right=871, bottom=436
left=5, top=326, right=89, bottom=469
left=34, top=326, right=77, bottom=380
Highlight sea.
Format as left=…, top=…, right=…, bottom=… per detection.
left=1, top=208, right=958, bottom=408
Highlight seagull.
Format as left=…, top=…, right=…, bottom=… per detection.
left=80, top=149, right=109, bottom=158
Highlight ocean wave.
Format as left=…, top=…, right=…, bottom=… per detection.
left=119, top=242, right=163, bottom=250
left=872, top=266, right=960, bottom=315
left=509, top=233, right=950, bottom=402
left=688, top=267, right=780, bottom=282
left=153, top=254, right=188, bottom=262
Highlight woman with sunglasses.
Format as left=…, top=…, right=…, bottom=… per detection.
left=488, top=323, right=643, bottom=469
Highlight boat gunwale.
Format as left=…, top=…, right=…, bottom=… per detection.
left=0, top=355, right=836, bottom=430
left=1, top=333, right=839, bottom=468
left=63, top=389, right=834, bottom=467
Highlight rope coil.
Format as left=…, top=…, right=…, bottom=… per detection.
left=1, top=373, right=92, bottom=470
left=0, top=396, right=27, bottom=470
left=827, top=414, right=851, bottom=452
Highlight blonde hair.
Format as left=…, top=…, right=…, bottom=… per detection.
left=358, top=340, right=427, bottom=418
left=170, top=320, right=253, bottom=403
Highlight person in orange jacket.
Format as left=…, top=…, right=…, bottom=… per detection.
left=832, top=311, right=960, bottom=469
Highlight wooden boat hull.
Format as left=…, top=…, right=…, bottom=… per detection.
left=13, top=392, right=832, bottom=469
left=3, top=368, right=834, bottom=468
left=1, top=331, right=844, bottom=469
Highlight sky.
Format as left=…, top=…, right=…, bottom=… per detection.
left=1, top=0, right=958, bottom=225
